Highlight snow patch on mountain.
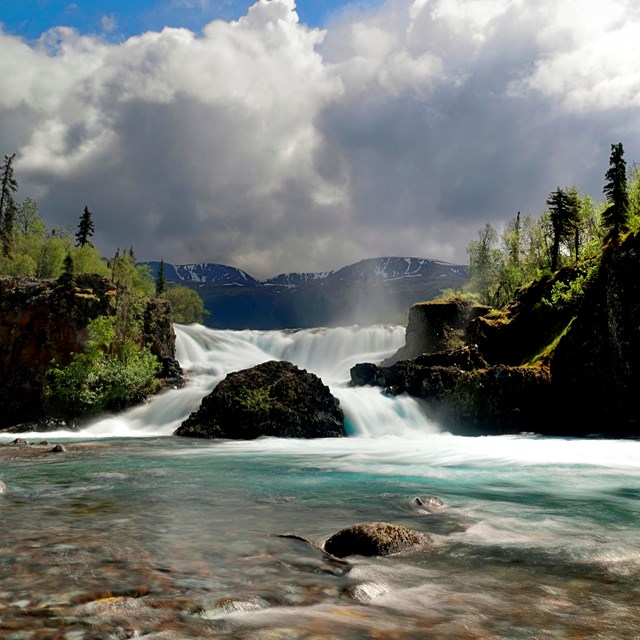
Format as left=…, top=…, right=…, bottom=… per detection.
left=142, top=257, right=467, bottom=288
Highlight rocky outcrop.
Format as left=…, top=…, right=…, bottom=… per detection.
left=383, top=298, right=489, bottom=366
left=175, top=360, right=345, bottom=439
left=352, top=358, right=551, bottom=434
left=466, top=265, right=588, bottom=366
left=0, top=274, right=180, bottom=429
left=323, top=522, right=432, bottom=558
left=352, top=231, right=640, bottom=437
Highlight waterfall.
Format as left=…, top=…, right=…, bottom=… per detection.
left=63, top=323, right=440, bottom=438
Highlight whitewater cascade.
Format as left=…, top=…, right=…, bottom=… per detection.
left=77, top=323, right=440, bottom=438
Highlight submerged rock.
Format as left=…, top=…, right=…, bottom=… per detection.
left=323, top=522, right=432, bottom=558
left=0, top=480, right=6, bottom=493
left=175, top=360, right=345, bottom=440
left=413, top=496, right=444, bottom=511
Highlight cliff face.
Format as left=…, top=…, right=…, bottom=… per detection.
left=550, top=232, right=640, bottom=430
left=352, top=232, right=640, bottom=437
left=0, top=274, right=179, bottom=429
left=382, top=298, right=489, bottom=365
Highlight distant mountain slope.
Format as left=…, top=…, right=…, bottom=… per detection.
left=141, top=257, right=468, bottom=329
left=328, top=257, right=466, bottom=282
left=144, top=261, right=258, bottom=287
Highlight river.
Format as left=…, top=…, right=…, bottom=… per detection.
left=1, top=323, right=639, bottom=638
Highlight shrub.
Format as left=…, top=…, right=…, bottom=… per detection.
left=45, top=316, right=160, bottom=416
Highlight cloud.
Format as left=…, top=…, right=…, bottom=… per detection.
left=1, top=0, right=639, bottom=278
left=101, top=15, right=118, bottom=34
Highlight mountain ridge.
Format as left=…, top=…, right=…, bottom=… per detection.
left=142, top=256, right=467, bottom=287
left=141, top=256, right=469, bottom=329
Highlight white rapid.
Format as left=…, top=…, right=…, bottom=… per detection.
left=75, top=322, right=438, bottom=438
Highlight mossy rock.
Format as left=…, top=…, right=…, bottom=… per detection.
left=175, top=360, right=345, bottom=439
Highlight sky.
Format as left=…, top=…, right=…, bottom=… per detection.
left=1, top=0, right=640, bottom=278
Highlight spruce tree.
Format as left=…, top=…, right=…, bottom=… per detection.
left=546, top=187, right=581, bottom=271
left=0, top=153, right=18, bottom=257
left=602, top=142, right=630, bottom=241
left=76, top=205, right=95, bottom=247
left=58, top=252, right=76, bottom=290
left=155, top=259, right=167, bottom=296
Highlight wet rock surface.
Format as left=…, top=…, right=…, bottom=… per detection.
left=175, top=360, right=345, bottom=439
left=323, top=522, right=433, bottom=558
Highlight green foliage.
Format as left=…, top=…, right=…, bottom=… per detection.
left=45, top=315, right=160, bottom=416
left=541, top=259, right=600, bottom=310
left=0, top=251, right=37, bottom=276
left=237, top=387, right=272, bottom=412
left=108, top=249, right=155, bottom=296
left=0, top=152, right=168, bottom=419
left=628, top=162, right=640, bottom=231
left=436, top=288, right=478, bottom=303
left=162, top=284, right=209, bottom=324
left=464, top=143, right=635, bottom=310
left=16, top=197, right=46, bottom=237
left=70, top=243, right=110, bottom=278
left=466, top=223, right=501, bottom=306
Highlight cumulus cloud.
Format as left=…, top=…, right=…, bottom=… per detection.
left=1, top=0, right=639, bottom=277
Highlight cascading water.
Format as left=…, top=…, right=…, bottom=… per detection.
left=76, top=322, right=437, bottom=439
left=3, top=324, right=640, bottom=639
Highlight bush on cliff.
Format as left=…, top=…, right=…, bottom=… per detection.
left=45, top=315, right=160, bottom=416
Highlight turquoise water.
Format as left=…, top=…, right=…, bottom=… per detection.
left=1, top=324, right=639, bottom=638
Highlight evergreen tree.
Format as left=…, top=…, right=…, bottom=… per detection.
left=0, top=153, right=18, bottom=257
left=602, top=142, right=630, bottom=241
left=1, top=194, right=17, bottom=257
left=57, top=252, right=76, bottom=290
left=76, top=205, right=95, bottom=247
left=0, top=153, right=17, bottom=226
left=546, top=187, right=581, bottom=271
left=155, top=259, right=167, bottom=296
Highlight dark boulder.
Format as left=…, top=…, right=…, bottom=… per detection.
left=383, top=298, right=489, bottom=365
left=175, top=360, right=345, bottom=439
left=323, top=522, right=432, bottom=558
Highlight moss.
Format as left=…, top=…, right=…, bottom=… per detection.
left=525, top=317, right=575, bottom=366
left=74, top=292, right=100, bottom=302
left=236, top=386, right=273, bottom=412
